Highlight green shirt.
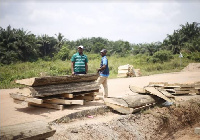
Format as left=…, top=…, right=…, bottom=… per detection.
left=71, top=52, right=88, bottom=72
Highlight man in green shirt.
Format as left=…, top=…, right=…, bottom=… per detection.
left=71, top=45, right=88, bottom=75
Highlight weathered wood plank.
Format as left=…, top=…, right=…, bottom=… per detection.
left=60, top=93, right=74, bottom=98
left=104, top=95, right=157, bottom=114
left=105, top=102, right=134, bottom=114
left=129, top=85, right=146, bottom=93
left=15, top=73, right=99, bottom=86
left=104, top=98, right=129, bottom=107
left=13, top=99, right=29, bottom=106
left=122, top=94, right=157, bottom=108
left=10, top=93, right=43, bottom=104
left=43, top=98, right=84, bottom=105
left=145, top=87, right=172, bottom=102
left=0, top=120, right=56, bottom=140
left=73, top=94, right=95, bottom=101
left=29, top=102, right=64, bottom=110
left=157, top=89, right=175, bottom=98
left=17, top=81, right=99, bottom=97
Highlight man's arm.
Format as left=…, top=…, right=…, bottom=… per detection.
left=85, top=63, right=88, bottom=74
left=71, top=62, right=75, bottom=75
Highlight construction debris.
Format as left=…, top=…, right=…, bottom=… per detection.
left=0, top=121, right=56, bottom=140
left=10, top=74, right=100, bottom=110
left=117, top=64, right=141, bottom=78
left=105, top=81, right=200, bottom=114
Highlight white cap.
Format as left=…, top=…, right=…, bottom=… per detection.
left=78, top=45, right=84, bottom=49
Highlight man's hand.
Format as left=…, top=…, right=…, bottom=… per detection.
left=72, top=72, right=75, bottom=75
left=97, top=68, right=101, bottom=73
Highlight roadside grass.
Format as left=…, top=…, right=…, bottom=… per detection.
left=0, top=54, right=193, bottom=89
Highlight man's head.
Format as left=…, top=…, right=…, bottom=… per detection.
left=100, top=49, right=107, bottom=56
left=78, top=45, right=84, bottom=54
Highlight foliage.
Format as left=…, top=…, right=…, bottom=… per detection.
left=0, top=53, right=194, bottom=89
left=53, top=44, right=70, bottom=61
left=149, top=50, right=173, bottom=63
left=163, top=22, right=200, bottom=54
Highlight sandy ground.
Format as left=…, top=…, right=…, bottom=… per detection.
left=0, top=69, right=200, bottom=127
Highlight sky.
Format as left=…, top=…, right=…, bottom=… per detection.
left=0, top=0, right=200, bottom=44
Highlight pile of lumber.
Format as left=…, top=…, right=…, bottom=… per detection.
left=10, top=74, right=100, bottom=110
left=117, top=64, right=141, bottom=78
left=148, top=81, right=200, bottom=95
left=104, top=81, right=200, bottom=114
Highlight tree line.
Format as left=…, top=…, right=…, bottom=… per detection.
left=0, top=22, right=200, bottom=65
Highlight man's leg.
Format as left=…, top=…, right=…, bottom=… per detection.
left=102, top=77, right=108, bottom=98
left=96, top=76, right=107, bottom=98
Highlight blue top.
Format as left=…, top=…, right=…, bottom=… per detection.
left=100, top=56, right=109, bottom=77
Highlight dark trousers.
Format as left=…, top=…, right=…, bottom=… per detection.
left=74, top=72, right=86, bottom=74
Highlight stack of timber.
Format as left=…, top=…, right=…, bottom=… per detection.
left=10, top=74, right=100, bottom=110
left=117, top=64, right=141, bottom=78
left=105, top=81, right=200, bottom=114
left=149, top=81, right=200, bottom=95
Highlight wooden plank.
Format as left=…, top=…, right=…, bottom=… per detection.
left=145, top=87, right=172, bottom=102
left=129, top=85, right=146, bottom=93
left=122, top=95, right=157, bottom=108
left=157, top=89, right=175, bottom=98
left=60, top=93, right=74, bottom=98
left=173, top=90, right=190, bottom=95
left=104, top=98, right=129, bottom=107
left=174, top=87, right=195, bottom=91
left=132, top=103, right=156, bottom=113
left=13, top=99, right=29, bottom=106
left=164, top=85, right=180, bottom=89
left=149, top=82, right=168, bottom=86
left=73, top=95, right=95, bottom=101
left=15, top=73, right=99, bottom=86
left=44, top=98, right=84, bottom=105
left=0, top=120, right=56, bottom=140
left=164, top=89, right=176, bottom=93
left=29, top=102, right=64, bottom=110
left=17, top=81, right=99, bottom=97
left=10, top=93, right=43, bottom=104
left=105, top=102, right=134, bottom=114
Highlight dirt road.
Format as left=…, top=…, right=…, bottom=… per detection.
left=0, top=70, right=200, bottom=127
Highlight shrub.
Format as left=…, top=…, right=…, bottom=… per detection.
left=152, top=50, right=173, bottom=63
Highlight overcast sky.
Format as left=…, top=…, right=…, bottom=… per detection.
left=1, top=0, right=200, bottom=44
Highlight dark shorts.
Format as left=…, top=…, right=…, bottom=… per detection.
left=74, top=72, right=86, bottom=75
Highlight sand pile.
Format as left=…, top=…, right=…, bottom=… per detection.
left=182, top=63, right=200, bottom=72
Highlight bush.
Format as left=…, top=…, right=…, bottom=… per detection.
left=152, top=50, right=173, bottom=63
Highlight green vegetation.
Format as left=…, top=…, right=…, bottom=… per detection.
left=0, top=53, right=193, bottom=89
left=0, top=22, right=199, bottom=89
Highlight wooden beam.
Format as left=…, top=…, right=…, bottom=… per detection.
left=60, top=93, right=74, bottom=98
left=10, top=93, right=43, bottom=104
left=0, top=120, right=56, bottom=140
left=43, top=98, right=84, bottom=105
left=122, top=94, right=157, bottom=108
left=73, top=95, right=95, bottom=101
left=129, top=85, right=146, bottom=93
left=29, top=102, right=64, bottom=110
left=145, top=87, right=172, bottom=102
left=15, top=73, right=99, bottom=86
left=105, top=102, right=134, bottom=114
left=13, top=99, right=29, bottom=106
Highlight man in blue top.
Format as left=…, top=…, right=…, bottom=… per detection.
left=71, top=45, right=88, bottom=75
left=96, top=49, right=109, bottom=98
